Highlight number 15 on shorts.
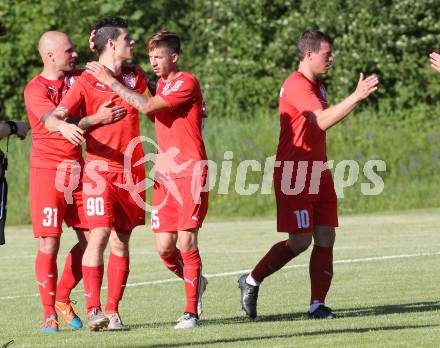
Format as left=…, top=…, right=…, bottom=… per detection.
left=294, top=209, right=310, bottom=229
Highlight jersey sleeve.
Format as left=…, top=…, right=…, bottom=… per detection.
left=24, top=83, right=57, bottom=121
left=159, top=76, right=195, bottom=110
left=58, top=79, right=85, bottom=116
left=284, top=78, right=325, bottom=117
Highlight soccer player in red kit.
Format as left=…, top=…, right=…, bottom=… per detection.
left=430, top=51, right=440, bottom=73
left=86, top=31, right=208, bottom=329
left=238, top=30, right=379, bottom=319
left=24, top=31, right=125, bottom=333
left=44, top=18, right=148, bottom=331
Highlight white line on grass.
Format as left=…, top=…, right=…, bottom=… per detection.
left=1, top=251, right=439, bottom=301
left=0, top=246, right=366, bottom=260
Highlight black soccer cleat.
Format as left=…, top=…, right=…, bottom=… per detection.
left=238, top=273, right=259, bottom=319
left=307, top=304, right=336, bottom=319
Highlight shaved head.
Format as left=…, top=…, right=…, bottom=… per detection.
left=38, top=31, right=78, bottom=72
left=38, top=31, right=71, bottom=58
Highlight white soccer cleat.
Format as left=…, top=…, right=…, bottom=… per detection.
left=174, top=312, right=199, bottom=329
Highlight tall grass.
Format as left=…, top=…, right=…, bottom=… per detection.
left=3, top=106, right=440, bottom=225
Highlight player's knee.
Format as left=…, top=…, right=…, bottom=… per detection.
left=179, top=241, right=197, bottom=253
left=156, top=245, right=176, bottom=257
left=39, top=237, right=60, bottom=254
left=287, top=234, right=312, bottom=254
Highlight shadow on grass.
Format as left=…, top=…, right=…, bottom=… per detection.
left=132, top=324, right=438, bottom=348
left=128, top=300, right=440, bottom=331
left=337, top=300, right=440, bottom=318
left=198, top=300, right=440, bottom=326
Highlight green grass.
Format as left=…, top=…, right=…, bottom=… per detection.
left=1, top=209, right=440, bottom=347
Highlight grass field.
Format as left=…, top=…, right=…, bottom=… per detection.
left=1, top=209, right=440, bottom=347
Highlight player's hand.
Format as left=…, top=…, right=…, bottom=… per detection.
left=15, top=121, right=29, bottom=140
left=57, top=122, right=85, bottom=145
left=89, top=30, right=96, bottom=53
left=95, top=100, right=127, bottom=125
left=354, top=73, right=379, bottom=101
left=429, top=52, right=440, bottom=73
left=86, top=61, right=115, bottom=86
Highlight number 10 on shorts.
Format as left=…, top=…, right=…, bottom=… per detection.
left=294, top=209, right=310, bottom=229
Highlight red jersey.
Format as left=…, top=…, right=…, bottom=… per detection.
left=154, top=72, right=207, bottom=178
left=59, top=65, right=147, bottom=172
left=24, top=71, right=84, bottom=169
left=277, top=71, right=328, bottom=163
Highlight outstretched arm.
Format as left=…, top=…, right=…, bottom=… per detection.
left=0, top=121, right=29, bottom=140
left=86, top=62, right=168, bottom=115
left=310, top=73, right=379, bottom=131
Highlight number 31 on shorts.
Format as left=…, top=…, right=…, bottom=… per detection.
left=294, top=209, right=310, bottom=229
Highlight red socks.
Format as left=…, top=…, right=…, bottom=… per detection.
left=181, top=249, right=202, bottom=316
left=160, top=248, right=184, bottom=279
left=82, top=264, right=104, bottom=313
left=251, top=240, right=297, bottom=283
left=105, top=253, right=129, bottom=314
left=309, top=245, right=333, bottom=304
left=56, top=243, right=83, bottom=303
left=35, top=251, right=58, bottom=318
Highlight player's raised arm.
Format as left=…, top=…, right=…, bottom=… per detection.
left=430, top=52, right=440, bottom=73
left=86, top=61, right=168, bottom=115
left=311, top=73, right=379, bottom=130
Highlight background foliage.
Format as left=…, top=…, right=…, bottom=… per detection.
left=0, top=0, right=439, bottom=224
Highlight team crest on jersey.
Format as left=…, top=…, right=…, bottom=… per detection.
left=122, top=72, right=136, bottom=89
left=162, top=80, right=184, bottom=96
left=319, top=84, right=328, bottom=103
left=65, top=75, right=76, bottom=88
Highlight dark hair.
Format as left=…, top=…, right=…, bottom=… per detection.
left=297, top=30, right=332, bottom=61
left=147, top=31, right=180, bottom=55
left=92, top=17, right=128, bottom=55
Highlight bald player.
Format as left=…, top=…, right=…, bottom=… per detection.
left=24, top=31, right=126, bottom=333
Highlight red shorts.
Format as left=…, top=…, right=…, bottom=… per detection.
left=82, top=169, right=146, bottom=234
left=275, top=172, right=338, bottom=233
left=151, top=174, right=208, bottom=233
left=30, top=167, right=87, bottom=238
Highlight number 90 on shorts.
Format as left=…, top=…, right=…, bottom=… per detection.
left=86, top=197, right=105, bottom=216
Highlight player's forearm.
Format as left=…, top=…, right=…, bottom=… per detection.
left=313, top=93, right=360, bottom=131
left=110, top=79, right=151, bottom=113
left=44, top=114, right=66, bottom=133
left=42, top=107, right=69, bottom=133
left=68, top=116, right=96, bottom=130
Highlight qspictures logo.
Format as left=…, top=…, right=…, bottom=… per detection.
left=54, top=136, right=387, bottom=213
